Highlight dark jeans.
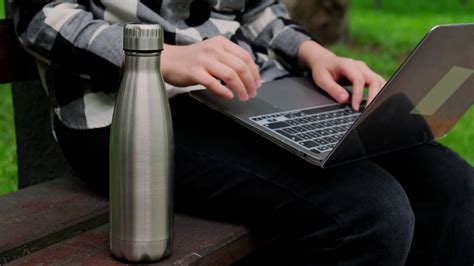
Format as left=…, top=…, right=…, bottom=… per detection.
left=54, top=95, right=474, bottom=266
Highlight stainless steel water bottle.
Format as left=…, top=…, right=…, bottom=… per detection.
left=109, top=23, right=173, bottom=262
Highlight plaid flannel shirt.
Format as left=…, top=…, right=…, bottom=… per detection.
left=10, top=0, right=312, bottom=129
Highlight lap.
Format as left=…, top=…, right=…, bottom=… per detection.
left=172, top=95, right=417, bottom=264
left=172, top=94, right=473, bottom=232
left=172, top=95, right=413, bottom=229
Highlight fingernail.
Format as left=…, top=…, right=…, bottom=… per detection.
left=227, top=91, right=234, bottom=100
left=354, top=103, right=360, bottom=111
left=250, top=90, right=257, bottom=98
left=241, top=94, right=249, bottom=101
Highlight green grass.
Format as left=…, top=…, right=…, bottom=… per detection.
left=0, top=84, right=17, bottom=195
left=0, top=0, right=17, bottom=195
left=0, top=1, right=472, bottom=194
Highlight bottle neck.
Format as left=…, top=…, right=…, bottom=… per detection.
left=124, top=51, right=161, bottom=72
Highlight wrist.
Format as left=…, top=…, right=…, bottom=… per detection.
left=160, top=44, right=175, bottom=81
left=297, top=40, right=335, bottom=70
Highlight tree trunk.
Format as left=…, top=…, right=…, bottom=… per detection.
left=282, top=0, right=351, bottom=45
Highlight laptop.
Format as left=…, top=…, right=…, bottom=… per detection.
left=189, top=23, right=474, bottom=168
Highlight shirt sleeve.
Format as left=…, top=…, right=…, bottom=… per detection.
left=239, top=1, right=312, bottom=67
left=9, top=0, right=124, bottom=93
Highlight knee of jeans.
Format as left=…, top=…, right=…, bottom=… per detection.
left=362, top=186, right=415, bottom=252
left=374, top=199, right=414, bottom=245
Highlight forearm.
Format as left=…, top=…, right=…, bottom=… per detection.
left=296, top=40, right=336, bottom=70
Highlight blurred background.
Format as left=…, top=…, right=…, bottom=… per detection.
left=0, top=0, right=473, bottom=195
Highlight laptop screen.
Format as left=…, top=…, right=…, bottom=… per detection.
left=323, top=24, right=474, bottom=168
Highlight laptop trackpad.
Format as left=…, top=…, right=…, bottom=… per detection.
left=257, top=77, right=336, bottom=111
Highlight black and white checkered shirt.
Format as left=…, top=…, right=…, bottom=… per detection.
left=10, top=0, right=311, bottom=129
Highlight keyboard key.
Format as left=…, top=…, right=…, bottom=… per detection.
left=348, top=116, right=359, bottom=122
left=264, top=121, right=290, bottom=129
left=334, top=111, right=346, bottom=117
left=313, top=138, right=329, bottom=145
left=327, top=112, right=338, bottom=118
left=294, top=118, right=309, bottom=124
left=300, top=140, right=318, bottom=148
left=317, top=145, right=333, bottom=152
left=318, top=130, right=330, bottom=136
left=322, top=136, right=337, bottom=143
left=282, top=128, right=298, bottom=135
left=344, top=109, right=355, bottom=114
left=310, top=149, right=321, bottom=154
left=321, top=113, right=331, bottom=119
left=321, top=121, right=331, bottom=127
left=309, top=122, right=323, bottom=129
left=301, top=124, right=315, bottom=131
left=287, top=120, right=301, bottom=126
left=292, top=126, right=307, bottom=132
left=276, top=130, right=303, bottom=142
left=311, top=115, right=323, bottom=121
left=307, top=131, right=321, bottom=138
left=342, top=124, right=352, bottom=130
left=333, top=126, right=345, bottom=133
left=296, top=133, right=314, bottom=140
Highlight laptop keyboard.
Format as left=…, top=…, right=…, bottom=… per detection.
left=249, top=105, right=362, bottom=154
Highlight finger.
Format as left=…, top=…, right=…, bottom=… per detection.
left=313, top=70, right=350, bottom=103
left=352, top=61, right=387, bottom=108
left=366, top=76, right=386, bottom=105
left=194, top=70, right=234, bottom=100
left=339, top=63, right=365, bottom=111
left=222, top=40, right=261, bottom=88
left=366, top=79, right=380, bottom=106
left=357, top=61, right=386, bottom=86
left=359, top=68, right=385, bottom=106
left=205, top=61, right=249, bottom=101
left=217, top=50, right=258, bottom=98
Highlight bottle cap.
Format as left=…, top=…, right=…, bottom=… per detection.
left=123, top=23, right=164, bottom=52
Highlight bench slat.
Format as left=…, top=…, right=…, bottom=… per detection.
left=1, top=177, right=271, bottom=265
left=10, top=216, right=259, bottom=266
left=0, top=177, right=109, bottom=263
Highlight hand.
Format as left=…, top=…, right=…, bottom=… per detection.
left=297, top=41, right=386, bottom=111
left=161, top=36, right=261, bottom=101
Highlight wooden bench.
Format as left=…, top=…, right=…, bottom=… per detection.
left=0, top=177, right=267, bottom=265
left=0, top=18, right=273, bottom=265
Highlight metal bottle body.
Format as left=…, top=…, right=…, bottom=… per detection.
left=109, top=50, right=173, bottom=262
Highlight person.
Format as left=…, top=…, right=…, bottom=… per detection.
left=10, top=1, right=474, bottom=265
